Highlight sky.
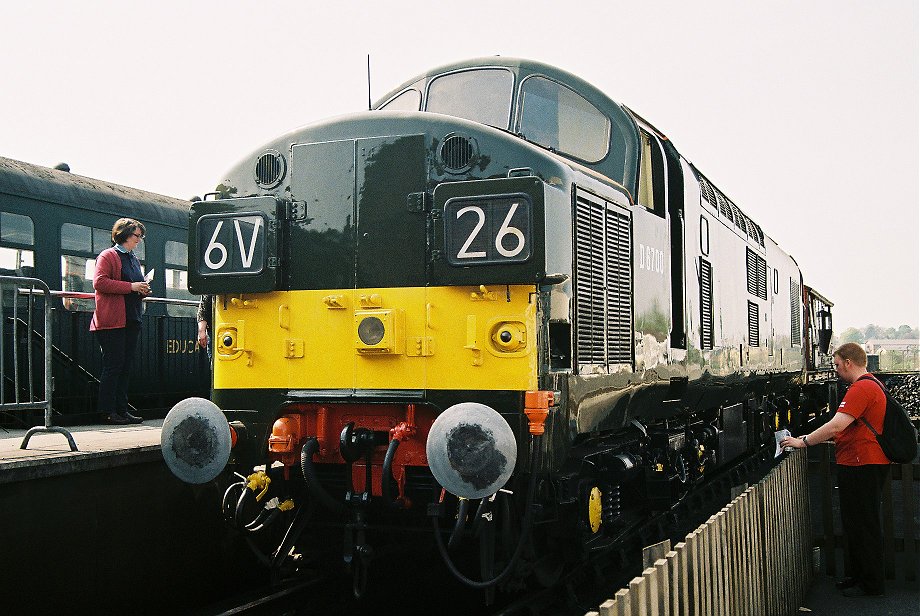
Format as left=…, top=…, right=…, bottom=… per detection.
left=1, top=0, right=917, bottom=332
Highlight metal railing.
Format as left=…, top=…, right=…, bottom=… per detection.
left=587, top=450, right=812, bottom=616
left=1, top=276, right=77, bottom=451
left=3, top=282, right=200, bottom=451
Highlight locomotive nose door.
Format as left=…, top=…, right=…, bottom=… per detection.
left=353, top=135, right=428, bottom=390
left=289, top=134, right=428, bottom=391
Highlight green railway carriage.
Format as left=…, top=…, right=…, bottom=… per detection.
left=163, top=57, right=836, bottom=596
left=0, top=157, right=207, bottom=422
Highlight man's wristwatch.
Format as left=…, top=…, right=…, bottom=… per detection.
left=802, top=435, right=809, bottom=447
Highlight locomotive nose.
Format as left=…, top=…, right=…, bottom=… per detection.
left=425, top=402, right=518, bottom=499
left=161, top=397, right=232, bottom=484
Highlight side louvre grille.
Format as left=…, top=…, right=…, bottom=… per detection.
left=575, top=194, right=606, bottom=365
left=790, top=278, right=802, bottom=346
left=746, top=248, right=767, bottom=300
left=700, top=257, right=714, bottom=350
left=748, top=300, right=760, bottom=347
left=574, top=188, right=633, bottom=369
left=605, top=206, right=632, bottom=363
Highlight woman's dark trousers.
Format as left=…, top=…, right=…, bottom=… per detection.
left=95, top=323, right=141, bottom=415
left=838, top=463, right=890, bottom=594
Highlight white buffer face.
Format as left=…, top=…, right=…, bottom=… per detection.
left=161, top=397, right=232, bottom=484
left=425, top=402, right=518, bottom=499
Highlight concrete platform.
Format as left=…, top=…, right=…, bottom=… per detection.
left=0, top=419, right=163, bottom=483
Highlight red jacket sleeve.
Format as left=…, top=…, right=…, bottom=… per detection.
left=93, top=249, right=132, bottom=295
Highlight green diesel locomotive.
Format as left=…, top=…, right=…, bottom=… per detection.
left=162, top=57, right=836, bottom=597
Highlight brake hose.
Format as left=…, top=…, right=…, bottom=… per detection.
left=300, top=437, right=347, bottom=514
left=448, top=497, right=471, bottom=550
left=381, top=438, right=400, bottom=506
left=432, top=436, right=542, bottom=589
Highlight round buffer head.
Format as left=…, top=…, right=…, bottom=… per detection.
left=426, top=402, right=518, bottom=499
left=161, top=397, right=231, bottom=484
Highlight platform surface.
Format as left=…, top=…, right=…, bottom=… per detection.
left=0, top=419, right=164, bottom=483
left=799, top=572, right=919, bottom=615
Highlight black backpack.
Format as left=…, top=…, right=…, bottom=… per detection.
left=856, top=375, right=919, bottom=464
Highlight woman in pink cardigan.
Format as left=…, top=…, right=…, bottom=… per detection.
left=90, top=218, right=151, bottom=424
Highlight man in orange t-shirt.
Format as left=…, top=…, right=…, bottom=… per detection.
left=781, top=342, right=889, bottom=597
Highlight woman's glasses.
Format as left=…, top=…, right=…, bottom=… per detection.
left=132, top=232, right=144, bottom=240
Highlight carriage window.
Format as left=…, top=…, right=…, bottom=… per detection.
left=0, top=212, right=35, bottom=277
left=61, top=223, right=92, bottom=253
left=379, top=88, right=421, bottom=111
left=518, top=76, right=610, bottom=163
left=60, top=254, right=96, bottom=311
left=165, top=240, right=195, bottom=317
left=427, top=69, right=514, bottom=129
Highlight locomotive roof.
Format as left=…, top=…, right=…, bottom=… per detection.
left=374, top=56, right=642, bottom=196
left=0, top=156, right=190, bottom=228
left=374, top=56, right=619, bottom=111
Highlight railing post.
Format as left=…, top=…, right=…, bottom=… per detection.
left=0, top=276, right=77, bottom=451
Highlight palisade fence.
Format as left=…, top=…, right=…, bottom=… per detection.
left=587, top=449, right=811, bottom=616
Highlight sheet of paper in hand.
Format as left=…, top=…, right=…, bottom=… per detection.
left=774, top=429, right=791, bottom=458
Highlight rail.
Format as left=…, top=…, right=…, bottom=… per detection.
left=0, top=276, right=77, bottom=451
left=44, top=289, right=200, bottom=306
left=587, top=450, right=811, bottom=616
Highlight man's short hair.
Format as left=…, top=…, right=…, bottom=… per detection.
left=833, top=342, right=867, bottom=367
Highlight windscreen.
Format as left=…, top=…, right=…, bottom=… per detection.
left=426, top=69, right=514, bottom=129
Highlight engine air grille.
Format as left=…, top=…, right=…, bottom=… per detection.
left=574, top=188, right=632, bottom=369
left=439, top=134, right=475, bottom=172
left=255, top=150, right=286, bottom=188
left=700, top=257, right=714, bottom=350
left=732, top=204, right=748, bottom=235
left=696, top=169, right=765, bottom=246
left=698, top=176, right=716, bottom=207
left=790, top=279, right=802, bottom=346
left=746, top=248, right=767, bottom=300
left=748, top=300, right=760, bottom=347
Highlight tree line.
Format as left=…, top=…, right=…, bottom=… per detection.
left=838, top=324, right=919, bottom=344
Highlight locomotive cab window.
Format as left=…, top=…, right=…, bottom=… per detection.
left=637, top=130, right=666, bottom=217
left=379, top=88, right=421, bottom=111
left=426, top=69, right=514, bottom=129
left=164, top=240, right=196, bottom=317
left=0, top=211, right=35, bottom=277
left=517, top=76, right=610, bottom=164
